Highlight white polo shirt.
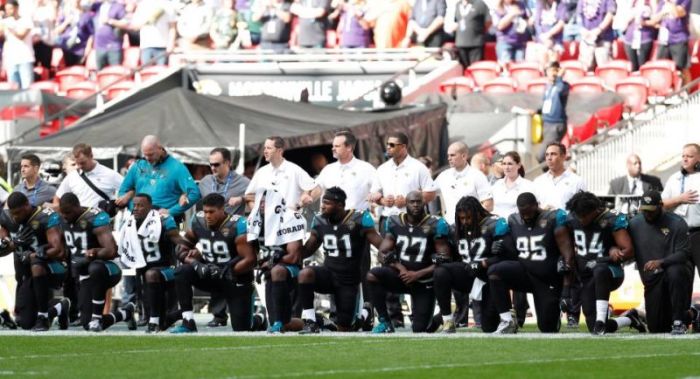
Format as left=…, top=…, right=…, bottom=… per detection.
left=662, top=171, right=700, bottom=228
left=316, top=157, right=377, bottom=211
left=434, top=165, right=492, bottom=224
left=533, top=169, right=586, bottom=210
left=56, top=163, right=124, bottom=208
left=492, top=176, right=536, bottom=219
left=245, top=159, right=317, bottom=207
left=371, top=155, right=436, bottom=217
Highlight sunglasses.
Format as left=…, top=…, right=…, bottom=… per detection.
left=386, top=142, right=404, bottom=148
left=209, top=162, right=223, bottom=168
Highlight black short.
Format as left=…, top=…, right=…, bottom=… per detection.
left=190, top=274, right=254, bottom=331
left=310, top=266, right=359, bottom=327
left=656, top=42, right=689, bottom=70
left=369, top=266, right=436, bottom=332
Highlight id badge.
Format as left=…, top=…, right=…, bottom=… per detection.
left=542, top=99, right=553, bottom=114
left=459, top=19, right=467, bottom=31
left=267, top=20, right=277, bottom=34
left=658, top=26, right=669, bottom=45
left=632, top=29, right=642, bottom=50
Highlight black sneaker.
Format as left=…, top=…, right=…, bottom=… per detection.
left=299, top=319, right=320, bottom=334
left=58, top=298, right=71, bottom=330
left=567, top=316, right=579, bottom=329
left=207, top=317, right=227, bottom=327
left=361, top=304, right=374, bottom=332
left=137, top=318, right=148, bottom=327
left=592, top=320, right=606, bottom=336
left=252, top=313, right=268, bottom=331
left=316, top=313, right=337, bottom=332
left=0, top=309, right=17, bottom=330
left=671, top=320, right=687, bottom=335
left=121, top=302, right=136, bottom=330
left=88, top=317, right=103, bottom=332
left=146, top=323, right=159, bottom=334
left=32, top=315, right=50, bottom=332
left=623, top=309, right=647, bottom=333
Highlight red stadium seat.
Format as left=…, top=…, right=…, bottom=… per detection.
left=611, top=39, right=628, bottom=60
left=139, top=65, right=169, bottom=83
left=569, top=115, right=598, bottom=143
left=525, top=77, right=549, bottom=94
left=96, top=65, right=132, bottom=89
left=560, top=40, right=579, bottom=61
left=484, top=42, right=497, bottom=61
left=0, top=82, right=18, bottom=90
left=570, top=76, right=605, bottom=94
left=508, top=61, right=542, bottom=90
left=639, top=59, right=679, bottom=96
left=65, top=81, right=97, bottom=99
left=560, top=60, right=587, bottom=83
left=615, top=76, right=650, bottom=114
left=595, top=59, right=631, bottom=88
left=105, top=80, right=135, bottom=100
left=466, top=61, right=501, bottom=88
left=594, top=102, right=624, bottom=127
left=56, top=66, right=89, bottom=92
left=482, top=77, right=518, bottom=94
left=30, top=80, right=59, bottom=94
left=439, top=77, right=474, bottom=95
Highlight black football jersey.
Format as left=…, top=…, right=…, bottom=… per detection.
left=565, top=209, right=628, bottom=274
left=310, top=209, right=375, bottom=285
left=385, top=213, right=449, bottom=272
left=508, top=209, right=568, bottom=277
left=454, top=215, right=509, bottom=280
left=61, top=208, right=110, bottom=259
left=191, top=212, right=247, bottom=264
left=0, top=206, right=61, bottom=257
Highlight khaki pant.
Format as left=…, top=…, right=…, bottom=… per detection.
left=578, top=40, right=611, bottom=71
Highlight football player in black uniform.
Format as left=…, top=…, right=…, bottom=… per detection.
left=171, top=193, right=257, bottom=333
left=368, top=191, right=450, bottom=333
left=298, top=187, right=382, bottom=333
left=487, top=192, right=574, bottom=333
left=565, top=191, right=645, bottom=335
left=433, top=196, right=511, bottom=333
left=0, top=192, right=69, bottom=331
left=58, top=193, right=132, bottom=332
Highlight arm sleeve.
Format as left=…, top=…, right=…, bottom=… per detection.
left=361, top=211, right=375, bottom=229
left=167, top=163, right=202, bottom=217
left=612, top=213, right=629, bottom=232
left=295, top=166, right=317, bottom=192
left=92, top=212, right=111, bottom=228
left=47, top=212, right=61, bottom=229
left=435, top=218, right=450, bottom=239
left=118, top=164, right=137, bottom=196
left=418, top=165, right=436, bottom=192
left=236, top=216, right=247, bottom=236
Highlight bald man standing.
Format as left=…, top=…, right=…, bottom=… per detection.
left=608, top=154, right=663, bottom=195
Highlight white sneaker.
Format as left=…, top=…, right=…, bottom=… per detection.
left=493, top=319, right=517, bottom=334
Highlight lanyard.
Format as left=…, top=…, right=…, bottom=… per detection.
left=27, top=180, right=40, bottom=206
left=213, top=172, right=233, bottom=196
left=681, top=175, right=686, bottom=193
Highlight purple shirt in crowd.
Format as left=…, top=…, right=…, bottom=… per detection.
left=494, top=2, right=529, bottom=46
left=236, top=0, right=251, bottom=12
left=622, top=0, right=656, bottom=45
left=576, top=0, right=617, bottom=41
left=658, top=0, right=691, bottom=45
left=339, top=5, right=371, bottom=48
left=58, top=12, right=95, bottom=56
left=91, top=1, right=126, bottom=51
left=534, top=0, right=567, bottom=44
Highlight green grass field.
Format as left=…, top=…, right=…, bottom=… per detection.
left=0, top=331, right=698, bottom=378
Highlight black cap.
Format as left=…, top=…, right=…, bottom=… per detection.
left=639, top=190, right=662, bottom=211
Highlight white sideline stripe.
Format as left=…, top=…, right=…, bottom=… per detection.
left=230, top=351, right=700, bottom=379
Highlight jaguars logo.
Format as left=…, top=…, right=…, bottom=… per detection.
left=346, top=221, right=356, bottom=230
left=221, top=228, right=230, bottom=237
left=30, top=220, right=40, bottom=230
left=539, top=217, right=548, bottom=229
left=422, top=224, right=432, bottom=234
left=79, top=220, right=88, bottom=229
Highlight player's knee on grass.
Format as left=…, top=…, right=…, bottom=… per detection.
left=31, top=263, right=47, bottom=277
left=298, top=267, right=314, bottom=284
left=145, top=268, right=162, bottom=283
left=271, top=264, right=288, bottom=281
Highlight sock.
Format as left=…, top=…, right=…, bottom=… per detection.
left=33, top=275, right=50, bottom=313
left=272, top=281, right=290, bottom=324
left=102, top=314, right=116, bottom=329
left=119, top=309, right=128, bottom=321
left=596, top=300, right=609, bottom=322
left=615, top=317, right=631, bottom=328
left=360, top=308, right=369, bottom=320
left=499, top=311, right=513, bottom=322
left=37, top=312, right=48, bottom=319
left=301, top=309, right=316, bottom=322
left=443, top=314, right=453, bottom=322
left=299, top=283, right=315, bottom=310
left=147, top=282, right=164, bottom=318
left=369, top=281, right=389, bottom=321
left=149, top=317, right=160, bottom=325
left=92, top=300, right=105, bottom=318
left=182, top=311, right=194, bottom=321
left=54, top=302, right=62, bottom=315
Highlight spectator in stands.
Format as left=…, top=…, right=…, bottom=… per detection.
left=365, top=0, right=411, bottom=49
left=55, top=0, right=94, bottom=67
left=532, top=61, right=569, bottom=163
left=253, top=0, right=292, bottom=53
left=650, top=0, right=692, bottom=82
left=237, top=0, right=263, bottom=47
left=608, top=153, right=663, bottom=195
left=291, top=0, right=331, bottom=48
left=210, top=0, right=238, bottom=49
left=329, top=0, right=371, bottom=48
left=531, top=0, right=567, bottom=66
left=576, top=0, right=616, bottom=70
left=90, top=0, right=128, bottom=70
left=493, top=0, right=529, bottom=64
left=621, top=0, right=656, bottom=71
left=17, top=153, right=56, bottom=207
left=176, top=0, right=214, bottom=51
left=32, top=0, right=57, bottom=71
left=447, top=0, right=490, bottom=68
left=402, top=0, right=447, bottom=47
left=690, top=0, right=700, bottom=38
left=1, top=0, right=35, bottom=89
left=130, top=0, right=177, bottom=65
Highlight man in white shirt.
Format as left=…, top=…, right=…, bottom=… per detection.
left=434, top=142, right=493, bottom=224
left=1, top=0, right=34, bottom=89
left=130, top=0, right=177, bottom=65
left=534, top=142, right=586, bottom=210
left=662, top=143, right=700, bottom=279
left=369, top=132, right=436, bottom=221
left=314, top=131, right=377, bottom=211
left=53, top=143, right=124, bottom=209
left=245, top=136, right=319, bottom=210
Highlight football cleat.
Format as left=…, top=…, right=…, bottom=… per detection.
left=441, top=319, right=456, bottom=334
left=316, top=313, right=337, bottom=332
left=567, top=316, right=579, bottom=329
left=268, top=321, right=284, bottom=334
left=32, top=315, right=50, bottom=332
left=122, top=302, right=137, bottom=331
left=622, top=309, right=647, bottom=333
left=170, top=318, right=197, bottom=334
left=691, top=304, right=700, bottom=333
left=252, top=313, right=268, bottom=331
left=207, top=317, right=227, bottom=328
left=671, top=320, right=687, bottom=335
left=0, top=309, right=17, bottom=330
left=146, top=323, right=160, bottom=334
left=299, top=319, right=320, bottom=335
left=371, top=317, right=395, bottom=334
left=493, top=319, right=517, bottom=334
left=88, top=318, right=103, bottom=332
left=361, top=304, right=374, bottom=332
left=592, top=320, right=606, bottom=336
left=58, top=298, right=71, bottom=330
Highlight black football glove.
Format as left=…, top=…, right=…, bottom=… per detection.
left=382, top=251, right=399, bottom=265
left=557, top=257, right=572, bottom=274
left=491, top=240, right=504, bottom=255
left=16, top=250, right=32, bottom=264
left=432, top=254, right=451, bottom=266
left=13, top=227, right=35, bottom=249
left=270, top=250, right=285, bottom=266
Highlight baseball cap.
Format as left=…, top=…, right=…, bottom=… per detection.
left=639, top=190, right=662, bottom=211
